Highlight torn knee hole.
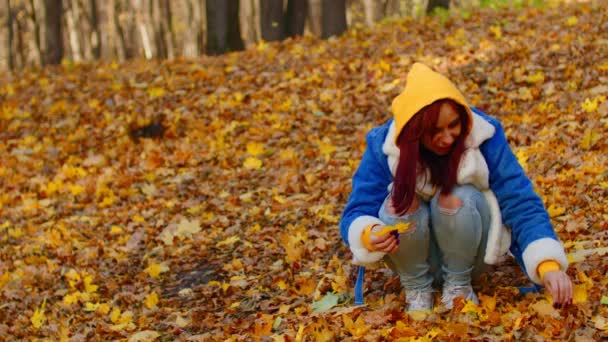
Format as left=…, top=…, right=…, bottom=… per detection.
left=438, top=194, right=463, bottom=210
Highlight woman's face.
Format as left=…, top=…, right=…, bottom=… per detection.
left=421, top=103, right=462, bottom=156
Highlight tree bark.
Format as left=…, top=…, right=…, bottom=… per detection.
left=239, top=0, right=258, bottom=45
left=206, top=0, right=243, bottom=55
left=44, top=0, right=64, bottom=65
left=15, top=8, right=25, bottom=68
left=107, top=0, right=125, bottom=60
left=321, top=0, right=346, bottom=39
left=427, top=0, right=450, bottom=13
left=306, top=0, right=321, bottom=36
left=66, top=0, right=82, bottom=61
left=28, top=0, right=43, bottom=65
left=134, top=0, right=153, bottom=58
left=260, top=0, right=284, bottom=42
left=88, top=0, right=101, bottom=58
left=286, top=0, right=307, bottom=37
left=5, top=0, right=14, bottom=70
left=161, top=0, right=176, bottom=59
left=363, top=0, right=383, bottom=27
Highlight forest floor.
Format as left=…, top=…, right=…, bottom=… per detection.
left=1, top=2, right=607, bottom=341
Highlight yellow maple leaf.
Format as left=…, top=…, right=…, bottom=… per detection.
left=547, top=204, right=565, bottom=217
left=566, top=16, right=578, bottom=26
left=374, top=222, right=413, bottom=236
left=317, top=139, right=337, bottom=161
left=110, top=225, right=124, bottom=235
left=343, top=315, right=370, bottom=337
left=489, top=25, right=502, bottom=39
left=63, top=293, right=79, bottom=306
left=147, top=87, right=166, bottom=98
left=144, top=292, right=159, bottom=309
left=581, top=98, right=599, bottom=113
left=246, top=142, right=265, bottom=156
left=244, top=157, right=262, bottom=170
left=31, top=298, right=47, bottom=329
left=110, top=307, right=122, bottom=323
left=527, top=71, right=545, bottom=84
left=580, top=129, right=598, bottom=150
left=573, top=284, right=588, bottom=304
left=83, top=274, right=98, bottom=293
left=84, top=302, right=101, bottom=312
left=97, top=303, right=111, bottom=315
left=216, top=235, right=240, bottom=247
left=145, top=262, right=168, bottom=278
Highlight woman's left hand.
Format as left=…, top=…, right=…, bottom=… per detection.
left=543, top=270, right=573, bottom=307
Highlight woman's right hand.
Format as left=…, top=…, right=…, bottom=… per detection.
left=369, top=225, right=400, bottom=253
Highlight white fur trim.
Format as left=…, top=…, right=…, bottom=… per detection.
left=382, top=121, right=399, bottom=175
left=348, top=216, right=387, bottom=265
left=465, top=113, right=496, bottom=148
left=482, top=190, right=511, bottom=265
left=458, top=149, right=489, bottom=189
left=522, top=238, right=569, bottom=284
left=383, top=113, right=496, bottom=176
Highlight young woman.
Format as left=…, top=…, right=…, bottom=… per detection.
left=339, top=63, right=572, bottom=311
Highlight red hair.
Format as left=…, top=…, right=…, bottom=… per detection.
left=391, top=99, right=470, bottom=214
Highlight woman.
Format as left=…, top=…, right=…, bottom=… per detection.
left=339, top=63, right=572, bottom=312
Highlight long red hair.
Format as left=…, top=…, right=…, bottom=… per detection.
left=391, top=99, right=470, bottom=214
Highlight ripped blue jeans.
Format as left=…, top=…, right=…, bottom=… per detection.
left=379, top=184, right=491, bottom=291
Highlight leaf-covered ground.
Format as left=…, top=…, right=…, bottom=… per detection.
left=1, top=2, right=608, bottom=341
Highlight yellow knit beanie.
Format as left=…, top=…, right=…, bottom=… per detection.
left=391, top=63, right=473, bottom=144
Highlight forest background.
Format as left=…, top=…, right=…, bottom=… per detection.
left=1, top=0, right=608, bottom=340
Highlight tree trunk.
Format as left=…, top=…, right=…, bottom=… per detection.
left=427, top=0, right=450, bottom=13
left=306, top=0, right=321, bottom=36
left=89, top=0, right=101, bottom=58
left=107, top=0, right=125, bottom=61
left=239, top=0, right=259, bottom=45
left=66, top=0, right=82, bottom=61
left=15, top=8, right=25, bottom=68
left=28, top=0, right=43, bottom=65
left=150, top=0, right=165, bottom=58
left=363, top=0, right=383, bottom=27
left=286, top=0, right=307, bottom=37
left=44, top=0, right=64, bottom=65
left=161, top=0, right=176, bottom=59
left=385, top=0, right=400, bottom=15
left=260, top=0, right=284, bottom=42
left=226, top=0, right=244, bottom=51
left=134, top=0, right=153, bottom=58
left=206, top=0, right=243, bottom=55
left=321, top=0, right=346, bottom=39
left=5, top=0, right=14, bottom=70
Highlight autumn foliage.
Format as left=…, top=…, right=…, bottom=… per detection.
left=1, top=2, right=607, bottom=340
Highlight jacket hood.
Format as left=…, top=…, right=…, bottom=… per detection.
left=391, top=63, right=473, bottom=144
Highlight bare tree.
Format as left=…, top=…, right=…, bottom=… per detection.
left=161, top=0, right=176, bottom=59
left=427, top=0, right=450, bottom=13
left=66, top=0, right=83, bottom=61
left=321, top=0, right=346, bottom=39
left=307, top=0, right=321, bottom=36
left=260, top=0, right=284, bottom=42
left=88, top=0, right=101, bottom=58
left=28, top=0, right=43, bottom=65
left=286, top=0, right=307, bottom=37
left=5, top=0, right=15, bottom=70
left=205, top=0, right=244, bottom=55
left=133, top=0, right=153, bottom=58
left=44, top=0, right=64, bottom=65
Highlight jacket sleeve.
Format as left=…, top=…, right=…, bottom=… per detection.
left=478, top=113, right=568, bottom=284
left=339, top=128, right=392, bottom=265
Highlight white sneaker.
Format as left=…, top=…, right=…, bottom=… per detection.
left=441, top=284, right=478, bottom=309
left=405, top=289, right=433, bottom=312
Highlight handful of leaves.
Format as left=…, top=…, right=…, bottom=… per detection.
left=373, top=222, right=413, bottom=237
